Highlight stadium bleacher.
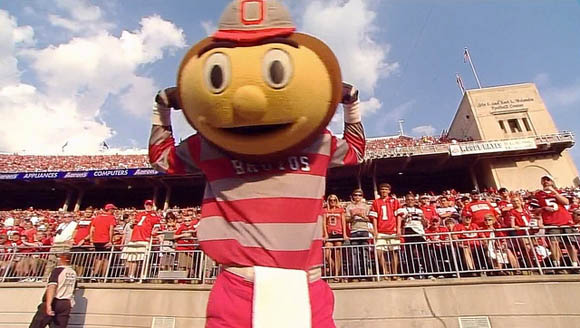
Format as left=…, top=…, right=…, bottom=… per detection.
left=1, top=186, right=579, bottom=284
left=0, top=135, right=472, bottom=173
left=0, top=133, right=579, bottom=284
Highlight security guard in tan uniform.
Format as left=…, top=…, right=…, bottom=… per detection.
left=29, top=253, right=77, bottom=328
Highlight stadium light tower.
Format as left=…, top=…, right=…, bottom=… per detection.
left=398, top=119, right=405, bottom=136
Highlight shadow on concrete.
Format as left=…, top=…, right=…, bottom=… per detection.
left=69, top=288, right=88, bottom=327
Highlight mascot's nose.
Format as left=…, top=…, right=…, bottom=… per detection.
left=232, top=85, right=268, bottom=121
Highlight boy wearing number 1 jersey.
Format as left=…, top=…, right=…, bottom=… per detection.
left=125, top=200, right=160, bottom=281
left=369, top=183, right=401, bottom=279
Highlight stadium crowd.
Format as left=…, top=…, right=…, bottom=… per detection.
left=365, top=135, right=473, bottom=159
left=0, top=135, right=473, bottom=173
left=0, top=202, right=201, bottom=283
left=1, top=176, right=579, bottom=284
left=0, top=154, right=150, bottom=173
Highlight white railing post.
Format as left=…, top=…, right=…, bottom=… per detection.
left=140, top=238, right=154, bottom=283
left=524, top=228, right=543, bottom=275
left=1, top=249, right=16, bottom=282
left=372, top=238, right=381, bottom=281
left=103, top=246, right=115, bottom=283
left=448, top=231, right=461, bottom=279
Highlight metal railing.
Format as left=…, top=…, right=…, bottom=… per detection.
left=322, top=226, right=580, bottom=281
left=1, top=227, right=579, bottom=284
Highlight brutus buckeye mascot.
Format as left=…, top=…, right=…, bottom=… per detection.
left=148, top=1, right=365, bottom=327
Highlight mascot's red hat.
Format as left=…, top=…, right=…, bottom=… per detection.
left=213, top=0, right=296, bottom=42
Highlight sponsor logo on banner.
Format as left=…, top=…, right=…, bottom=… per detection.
left=133, top=169, right=159, bottom=176
left=450, top=137, right=537, bottom=156
left=0, top=173, right=19, bottom=180
left=22, top=172, right=60, bottom=179
left=92, top=170, right=129, bottom=177
left=64, top=172, right=89, bottom=179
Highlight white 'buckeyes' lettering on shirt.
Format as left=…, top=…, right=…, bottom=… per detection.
left=231, top=156, right=311, bottom=176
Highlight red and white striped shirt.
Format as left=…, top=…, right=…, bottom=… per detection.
left=149, top=123, right=365, bottom=270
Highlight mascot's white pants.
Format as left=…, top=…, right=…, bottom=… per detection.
left=205, top=267, right=335, bottom=328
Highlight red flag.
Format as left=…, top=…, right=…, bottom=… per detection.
left=456, top=73, right=465, bottom=93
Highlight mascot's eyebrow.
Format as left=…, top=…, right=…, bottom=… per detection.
left=198, top=38, right=299, bottom=57
left=198, top=41, right=237, bottom=57
left=256, top=37, right=299, bottom=48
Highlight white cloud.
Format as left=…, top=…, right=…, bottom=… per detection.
left=201, top=20, right=217, bottom=36
left=411, top=125, right=437, bottom=136
left=373, top=100, right=415, bottom=134
left=48, top=0, right=114, bottom=35
left=0, top=11, right=34, bottom=88
left=533, top=73, right=550, bottom=87
left=535, top=74, right=580, bottom=109
left=542, top=82, right=580, bottom=108
left=0, top=83, right=114, bottom=154
left=0, top=9, right=186, bottom=155
left=359, top=97, right=382, bottom=116
left=300, top=0, right=398, bottom=97
left=119, top=76, right=157, bottom=118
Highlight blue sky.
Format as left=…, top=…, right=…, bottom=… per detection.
left=0, top=0, right=578, bottom=167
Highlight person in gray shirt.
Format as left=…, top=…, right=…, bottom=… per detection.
left=345, top=189, right=371, bottom=279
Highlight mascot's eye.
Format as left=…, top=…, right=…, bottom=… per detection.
left=262, top=49, right=293, bottom=89
left=204, top=52, right=231, bottom=94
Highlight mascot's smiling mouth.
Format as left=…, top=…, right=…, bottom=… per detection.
left=223, top=123, right=292, bottom=135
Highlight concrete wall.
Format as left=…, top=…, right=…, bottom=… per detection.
left=459, top=83, right=555, bottom=140
left=490, top=152, right=580, bottom=190
left=447, top=94, right=482, bottom=141
left=2, top=276, right=580, bottom=328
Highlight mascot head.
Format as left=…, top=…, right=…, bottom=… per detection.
left=177, top=0, right=342, bottom=159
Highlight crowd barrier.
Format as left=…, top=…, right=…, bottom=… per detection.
left=1, top=227, right=579, bottom=284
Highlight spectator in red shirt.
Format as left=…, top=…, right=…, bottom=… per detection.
left=534, top=175, right=578, bottom=271
left=419, top=194, right=438, bottom=224
left=480, top=214, right=519, bottom=274
left=175, top=215, right=197, bottom=281
left=73, top=210, right=93, bottom=248
left=425, top=217, right=452, bottom=277
left=125, top=200, right=160, bottom=281
left=462, top=190, right=500, bottom=228
left=6, top=232, right=30, bottom=279
left=453, top=216, right=484, bottom=273
left=509, top=195, right=543, bottom=268
left=496, top=188, right=514, bottom=228
left=71, top=209, right=93, bottom=277
left=22, top=221, right=37, bottom=243
left=369, top=183, right=401, bottom=279
left=0, top=234, right=9, bottom=277
left=570, top=195, right=580, bottom=224
left=323, top=194, right=347, bottom=282
left=90, top=204, right=117, bottom=279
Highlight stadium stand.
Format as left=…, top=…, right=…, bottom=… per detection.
left=1, top=187, right=579, bottom=284
left=0, top=135, right=471, bottom=173
left=0, top=154, right=150, bottom=173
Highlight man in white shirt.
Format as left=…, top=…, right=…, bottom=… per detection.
left=45, top=213, right=77, bottom=278
left=395, top=193, right=427, bottom=279
left=53, top=214, right=77, bottom=245
left=436, top=196, right=459, bottom=222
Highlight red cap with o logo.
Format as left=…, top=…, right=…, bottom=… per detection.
left=213, top=0, right=296, bottom=42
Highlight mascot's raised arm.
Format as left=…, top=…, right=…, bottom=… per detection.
left=148, top=1, right=365, bottom=327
